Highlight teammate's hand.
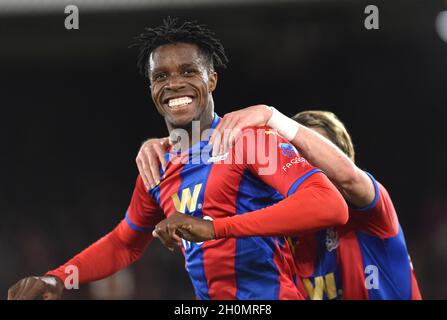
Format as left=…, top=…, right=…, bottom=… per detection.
left=136, top=137, right=171, bottom=190
left=209, top=104, right=273, bottom=157
left=8, top=276, right=64, bottom=300
left=153, top=212, right=215, bottom=251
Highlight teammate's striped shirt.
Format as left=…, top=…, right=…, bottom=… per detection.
left=292, top=173, right=422, bottom=300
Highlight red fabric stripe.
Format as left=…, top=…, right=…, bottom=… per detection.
left=411, top=269, right=422, bottom=300
left=293, top=234, right=317, bottom=299
left=293, top=234, right=317, bottom=278
left=157, top=162, right=183, bottom=217
left=273, top=238, right=303, bottom=299
left=337, top=231, right=369, bottom=299
left=202, top=163, right=241, bottom=299
left=202, top=239, right=237, bottom=299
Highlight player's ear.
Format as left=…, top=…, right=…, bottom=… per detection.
left=208, top=71, right=217, bottom=93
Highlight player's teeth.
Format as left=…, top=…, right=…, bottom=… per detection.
left=168, top=97, right=193, bottom=108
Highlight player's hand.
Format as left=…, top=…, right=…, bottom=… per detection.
left=209, top=104, right=273, bottom=157
left=152, top=212, right=215, bottom=251
left=136, top=137, right=171, bottom=190
left=8, top=276, right=64, bottom=300
left=175, top=213, right=215, bottom=243
left=152, top=214, right=183, bottom=251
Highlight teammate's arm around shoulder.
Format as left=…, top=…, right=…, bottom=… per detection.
left=136, top=137, right=170, bottom=190
left=289, top=123, right=375, bottom=208
left=209, top=104, right=375, bottom=208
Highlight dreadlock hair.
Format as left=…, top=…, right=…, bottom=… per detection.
left=130, top=17, right=229, bottom=78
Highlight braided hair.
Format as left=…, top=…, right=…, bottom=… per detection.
left=131, top=17, right=228, bottom=77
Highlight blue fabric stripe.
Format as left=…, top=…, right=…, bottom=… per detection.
left=349, top=171, right=379, bottom=212
left=179, top=157, right=214, bottom=300
left=209, top=112, right=220, bottom=137
left=149, top=178, right=162, bottom=207
left=155, top=113, right=220, bottom=186
left=356, top=226, right=412, bottom=300
left=235, top=170, right=284, bottom=299
left=287, top=168, right=322, bottom=197
left=310, top=230, right=342, bottom=300
left=234, top=237, right=281, bottom=299
left=187, top=113, right=220, bottom=153
left=125, top=211, right=154, bottom=233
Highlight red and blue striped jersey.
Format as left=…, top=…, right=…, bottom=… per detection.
left=293, top=173, right=422, bottom=300
left=125, top=114, right=322, bottom=299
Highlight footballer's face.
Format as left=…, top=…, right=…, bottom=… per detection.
left=149, top=43, right=217, bottom=128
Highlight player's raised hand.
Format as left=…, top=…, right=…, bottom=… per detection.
left=8, top=276, right=64, bottom=300
left=152, top=212, right=215, bottom=251
left=136, top=137, right=171, bottom=190
left=209, top=104, right=273, bottom=157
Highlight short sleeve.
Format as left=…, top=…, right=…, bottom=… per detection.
left=348, top=173, right=399, bottom=238
left=232, top=126, right=321, bottom=197
left=125, top=175, right=165, bottom=233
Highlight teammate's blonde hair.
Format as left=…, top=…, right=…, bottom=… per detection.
left=292, top=110, right=355, bottom=162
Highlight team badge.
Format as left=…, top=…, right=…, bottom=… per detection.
left=325, top=228, right=339, bottom=252
left=279, top=143, right=299, bottom=158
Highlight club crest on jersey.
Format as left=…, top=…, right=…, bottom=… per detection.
left=325, top=228, right=339, bottom=252
left=279, top=143, right=298, bottom=158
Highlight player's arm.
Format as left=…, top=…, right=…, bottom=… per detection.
left=8, top=220, right=153, bottom=300
left=149, top=170, right=347, bottom=243
left=211, top=127, right=348, bottom=238
left=349, top=179, right=399, bottom=238
left=278, top=114, right=374, bottom=208
left=152, top=128, right=348, bottom=243
left=8, top=176, right=164, bottom=300
left=210, top=104, right=374, bottom=208
left=213, top=171, right=348, bottom=239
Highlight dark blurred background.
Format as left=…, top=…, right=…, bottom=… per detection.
left=1, top=0, right=446, bottom=299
